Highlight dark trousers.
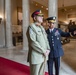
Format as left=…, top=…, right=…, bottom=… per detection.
left=47, top=57, right=60, bottom=75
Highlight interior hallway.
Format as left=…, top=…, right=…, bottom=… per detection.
left=0, top=40, right=76, bottom=75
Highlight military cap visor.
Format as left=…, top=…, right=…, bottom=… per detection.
left=48, top=20, right=56, bottom=22
left=46, top=16, right=56, bottom=22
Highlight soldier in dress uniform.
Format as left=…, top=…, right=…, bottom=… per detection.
left=27, top=9, right=50, bottom=75
left=46, top=16, right=76, bottom=75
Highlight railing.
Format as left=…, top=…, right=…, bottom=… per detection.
left=12, top=25, right=22, bottom=33
left=12, top=25, right=23, bottom=46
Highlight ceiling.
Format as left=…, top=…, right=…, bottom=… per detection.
left=31, top=0, right=76, bottom=8
left=30, top=0, right=76, bottom=13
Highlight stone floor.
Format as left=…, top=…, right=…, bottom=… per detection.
left=62, top=39, right=76, bottom=72
left=0, top=39, right=76, bottom=75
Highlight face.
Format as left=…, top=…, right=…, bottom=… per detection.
left=42, top=19, right=47, bottom=26
left=34, top=15, right=43, bottom=23
left=48, top=22, right=55, bottom=29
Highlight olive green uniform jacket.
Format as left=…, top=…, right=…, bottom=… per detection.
left=28, top=23, right=50, bottom=64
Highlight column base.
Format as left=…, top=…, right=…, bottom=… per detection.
left=22, top=46, right=28, bottom=51
left=5, top=46, right=16, bottom=49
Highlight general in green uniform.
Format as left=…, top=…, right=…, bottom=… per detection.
left=27, top=10, right=50, bottom=75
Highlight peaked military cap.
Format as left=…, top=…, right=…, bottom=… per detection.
left=46, top=16, right=56, bottom=22
left=31, top=9, right=44, bottom=18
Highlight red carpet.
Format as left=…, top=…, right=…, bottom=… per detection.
left=0, top=57, right=49, bottom=75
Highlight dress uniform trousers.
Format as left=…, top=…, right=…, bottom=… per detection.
left=48, top=57, right=60, bottom=75
left=30, top=62, right=45, bottom=75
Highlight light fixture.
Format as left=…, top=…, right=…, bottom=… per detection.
left=41, top=6, right=43, bottom=8
left=46, top=8, right=48, bottom=10
left=61, top=0, right=67, bottom=12
left=36, top=4, right=38, bottom=6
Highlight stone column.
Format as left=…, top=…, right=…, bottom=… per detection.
left=22, top=0, right=30, bottom=50
left=5, top=0, right=13, bottom=48
left=0, top=0, right=5, bottom=47
left=48, top=0, right=58, bottom=27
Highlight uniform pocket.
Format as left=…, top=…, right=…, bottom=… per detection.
left=37, top=31, right=42, bottom=35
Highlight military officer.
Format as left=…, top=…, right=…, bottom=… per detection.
left=46, top=16, right=76, bottom=75
left=27, top=10, right=50, bottom=75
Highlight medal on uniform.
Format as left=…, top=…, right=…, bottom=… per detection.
left=57, top=37, right=59, bottom=40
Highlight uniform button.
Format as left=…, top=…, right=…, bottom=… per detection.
left=52, top=42, right=54, bottom=43
left=53, top=44, right=54, bottom=46
left=52, top=39, right=53, bottom=40
left=52, top=36, right=53, bottom=37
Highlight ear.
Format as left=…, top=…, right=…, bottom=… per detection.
left=33, top=16, right=37, bottom=21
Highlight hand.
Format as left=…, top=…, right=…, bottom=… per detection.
left=44, top=50, right=50, bottom=56
left=74, top=31, right=76, bottom=35
left=46, top=50, right=50, bottom=55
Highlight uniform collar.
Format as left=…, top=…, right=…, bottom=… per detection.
left=35, top=22, right=41, bottom=26
left=49, top=28, right=54, bottom=32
